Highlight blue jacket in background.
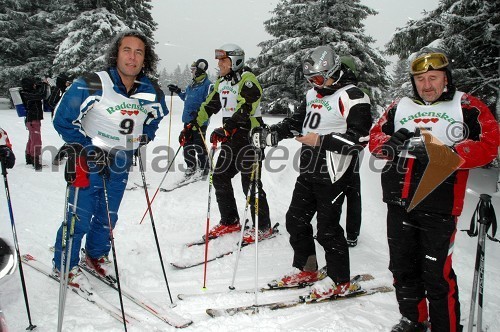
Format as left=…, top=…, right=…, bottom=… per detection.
left=178, top=76, right=212, bottom=125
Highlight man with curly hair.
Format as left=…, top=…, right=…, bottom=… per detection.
left=51, top=30, right=168, bottom=290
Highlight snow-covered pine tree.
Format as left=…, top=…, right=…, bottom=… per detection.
left=384, top=59, right=413, bottom=110
left=0, top=0, right=158, bottom=96
left=0, top=0, right=58, bottom=96
left=385, top=0, right=499, bottom=120
left=252, top=0, right=390, bottom=117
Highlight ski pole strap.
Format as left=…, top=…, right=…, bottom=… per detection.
left=463, top=194, right=499, bottom=243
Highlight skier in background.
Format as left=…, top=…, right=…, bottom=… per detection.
left=168, top=58, right=212, bottom=179
left=369, top=47, right=499, bottom=332
left=20, top=77, right=49, bottom=170
left=51, top=29, right=168, bottom=291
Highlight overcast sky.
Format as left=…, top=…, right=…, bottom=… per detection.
left=150, top=0, right=439, bottom=74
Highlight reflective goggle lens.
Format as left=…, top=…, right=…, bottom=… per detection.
left=215, top=49, right=227, bottom=59
left=306, top=74, right=326, bottom=87
left=410, top=53, right=449, bottom=75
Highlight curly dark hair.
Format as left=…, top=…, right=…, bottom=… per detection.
left=105, top=29, right=159, bottom=77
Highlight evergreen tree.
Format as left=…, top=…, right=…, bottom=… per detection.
left=0, top=0, right=158, bottom=96
left=253, top=0, right=390, bottom=115
left=386, top=0, right=499, bottom=119
left=385, top=59, right=413, bottom=106
left=52, top=8, right=127, bottom=76
left=0, top=0, right=57, bottom=95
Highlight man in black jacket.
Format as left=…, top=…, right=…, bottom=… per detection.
left=262, top=46, right=372, bottom=300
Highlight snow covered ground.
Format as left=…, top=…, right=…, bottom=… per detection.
left=0, top=97, right=499, bottom=331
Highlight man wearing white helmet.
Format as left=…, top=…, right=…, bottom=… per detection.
left=184, top=43, right=273, bottom=243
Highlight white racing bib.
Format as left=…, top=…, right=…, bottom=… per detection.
left=218, top=74, right=262, bottom=118
left=80, top=72, right=157, bottom=150
left=394, top=92, right=464, bottom=146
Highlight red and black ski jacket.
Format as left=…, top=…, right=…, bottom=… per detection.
left=369, top=91, right=498, bottom=216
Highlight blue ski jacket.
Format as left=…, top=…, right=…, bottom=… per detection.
left=178, top=76, right=212, bottom=125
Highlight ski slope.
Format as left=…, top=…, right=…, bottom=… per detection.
left=0, top=96, right=499, bottom=331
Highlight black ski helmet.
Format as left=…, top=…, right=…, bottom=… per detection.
left=191, top=59, right=208, bottom=77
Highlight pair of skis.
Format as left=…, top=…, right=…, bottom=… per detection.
left=170, top=223, right=280, bottom=269
left=176, top=273, right=392, bottom=317
left=21, top=253, right=192, bottom=328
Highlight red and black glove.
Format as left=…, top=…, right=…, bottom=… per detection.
left=58, top=143, right=89, bottom=187
left=210, top=127, right=232, bottom=144
left=179, top=124, right=194, bottom=146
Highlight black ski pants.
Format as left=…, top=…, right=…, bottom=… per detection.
left=387, top=204, right=461, bottom=331
left=183, top=125, right=208, bottom=171
left=212, top=142, right=271, bottom=230
left=345, top=156, right=361, bottom=239
left=286, top=173, right=350, bottom=284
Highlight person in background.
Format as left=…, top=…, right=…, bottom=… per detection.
left=47, top=73, right=72, bottom=118
left=168, top=59, right=212, bottom=178
left=183, top=43, right=273, bottom=244
left=369, top=47, right=499, bottom=332
left=48, top=73, right=73, bottom=165
left=262, top=46, right=372, bottom=300
left=20, top=76, right=49, bottom=170
left=51, top=29, right=168, bottom=291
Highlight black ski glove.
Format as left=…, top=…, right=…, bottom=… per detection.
left=383, top=128, right=413, bottom=159
left=0, top=146, right=15, bottom=169
left=249, top=126, right=278, bottom=148
left=167, top=84, right=181, bottom=94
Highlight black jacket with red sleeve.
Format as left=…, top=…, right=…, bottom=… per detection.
left=369, top=90, right=498, bottom=216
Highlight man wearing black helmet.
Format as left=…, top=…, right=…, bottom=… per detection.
left=261, top=45, right=372, bottom=300
left=370, top=47, right=498, bottom=332
left=168, top=59, right=212, bottom=178
left=184, top=43, right=273, bottom=244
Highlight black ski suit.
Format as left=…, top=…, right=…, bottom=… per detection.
left=271, top=83, right=371, bottom=284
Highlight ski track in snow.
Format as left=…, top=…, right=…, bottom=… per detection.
left=0, top=97, right=499, bottom=331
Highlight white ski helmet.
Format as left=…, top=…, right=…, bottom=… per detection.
left=215, top=43, right=245, bottom=72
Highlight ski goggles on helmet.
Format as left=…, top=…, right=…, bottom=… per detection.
left=304, top=70, right=344, bottom=89
left=215, top=49, right=244, bottom=60
left=410, top=52, right=449, bottom=75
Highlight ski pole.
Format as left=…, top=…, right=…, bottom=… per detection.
left=467, top=194, right=497, bottom=332
left=1, top=161, right=36, bottom=330
left=101, top=174, right=128, bottom=331
left=137, top=148, right=174, bottom=305
left=167, top=92, right=174, bottom=155
left=139, top=145, right=182, bottom=224
left=229, top=161, right=258, bottom=290
left=202, top=142, right=218, bottom=289
left=253, top=150, right=261, bottom=307
left=58, top=186, right=79, bottom=332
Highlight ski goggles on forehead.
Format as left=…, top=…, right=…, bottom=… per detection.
left=410, top=52, right=449, bottom=75
left=215, top=49, right=244, bottom=59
